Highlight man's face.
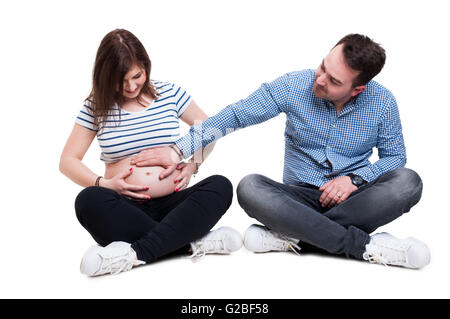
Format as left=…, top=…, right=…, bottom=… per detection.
left=313, top=44, right=365, bottom=105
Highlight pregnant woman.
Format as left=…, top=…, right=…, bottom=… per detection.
left=59, top=29, right=242, bottom=277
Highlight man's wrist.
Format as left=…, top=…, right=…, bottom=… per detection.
left=189, top=159, right=200, bottom=175
left=347, top=173, right=366, bottom=187
left=170, top=144, right=184, bottom=162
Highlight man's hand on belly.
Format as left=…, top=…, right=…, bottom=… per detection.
left=130, top=146, right=181, bottom=167
left=158, top=164, right=178, bottom=181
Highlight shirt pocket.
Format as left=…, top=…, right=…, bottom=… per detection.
left=337, top=119, right=378, bottom=156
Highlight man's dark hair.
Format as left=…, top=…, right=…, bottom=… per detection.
left=335, top=34, right=386, bottom=87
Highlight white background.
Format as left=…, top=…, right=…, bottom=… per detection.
left=1, top=0, right=449, bottom=299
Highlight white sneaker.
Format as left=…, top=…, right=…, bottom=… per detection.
left=244, top=224, right=301, bottom=255
left=363, top=232, right=430, bottom=269
left=80, top=241, right=145, bottom=276
left=189, top=226, right=243, bottom=259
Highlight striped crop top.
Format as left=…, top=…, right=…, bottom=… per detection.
left=75, top=80, right=192, bottom=163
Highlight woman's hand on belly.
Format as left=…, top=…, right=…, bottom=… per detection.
left=124, top=165, right=179, bottom=198
left=101, top=167, right=152, bottom=200
left=173, top=162, right=198, bottom=192
left=105, top=157, right=179, bottom=199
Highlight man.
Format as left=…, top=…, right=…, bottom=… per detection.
left=131, top=34, right=430, bottom=269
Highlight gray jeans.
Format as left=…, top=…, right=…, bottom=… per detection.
left=237, top=168, right=423, bottom=260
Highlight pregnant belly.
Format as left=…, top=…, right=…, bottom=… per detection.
left=105, top=157, right=177, bottom=198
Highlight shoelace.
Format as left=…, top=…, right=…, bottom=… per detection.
left=189, top=239, right=227, bottom=261
left=363, top=242, right=409, bottom=266
left=98, top=251, right=145, bottom=275
left=263, top=232, right=301, bottom=256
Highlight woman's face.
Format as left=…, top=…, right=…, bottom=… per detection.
left=122, top=64, right=146, bottom=100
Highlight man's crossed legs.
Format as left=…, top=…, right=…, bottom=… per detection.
left=237, top=168, right=430, bottom=268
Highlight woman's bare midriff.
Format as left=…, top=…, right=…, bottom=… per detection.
left=105, top=157, right=178, bottom=199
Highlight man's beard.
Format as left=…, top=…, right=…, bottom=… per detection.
left=313, top=81, right=328, bottom=99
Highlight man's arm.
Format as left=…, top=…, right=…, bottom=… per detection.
left=133, top=73, right=292, bottom=166
left=352, top=95, right=407, bottom=182
left=175, top=73, right=291, bottom=158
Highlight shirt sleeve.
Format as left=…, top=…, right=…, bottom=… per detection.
left=172, top=84, right=192, bottom=117
left=175, top=73, right=292, bottom=158
left=352, top=95, right=407, bottom=182
left=75, top=100, right=98, bottom=132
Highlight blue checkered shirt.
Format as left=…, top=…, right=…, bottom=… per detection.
left=175, top=69, right=406, bottom=187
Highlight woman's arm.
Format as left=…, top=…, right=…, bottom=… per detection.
left=59, top=124, right=150, bottom=199
left=170, top=100, right=216, bottom=191
left=59, top=123, right=99, bottom=187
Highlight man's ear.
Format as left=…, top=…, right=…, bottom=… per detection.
left=350, top=85, right=366, bottom=97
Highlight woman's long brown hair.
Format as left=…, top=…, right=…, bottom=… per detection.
left=87, top=29, right=159, bottom=131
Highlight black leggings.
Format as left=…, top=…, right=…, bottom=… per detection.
left=74, top=175, right=233, bottom=263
